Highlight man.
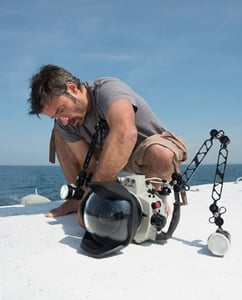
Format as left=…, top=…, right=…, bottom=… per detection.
left=28, top=64, right=188, bottom=224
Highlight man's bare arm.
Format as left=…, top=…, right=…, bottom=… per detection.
left=92, top=98, right=137, bottom=182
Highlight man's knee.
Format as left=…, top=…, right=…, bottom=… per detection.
left=140, top=144, right=176, bottom=181
left=143, top=144, right=174, bottom=166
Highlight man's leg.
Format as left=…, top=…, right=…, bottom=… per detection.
left=141, top=144, right=176, bottom=183
left=47, top=124, right=84, bottom=217
left=129, top=132, right=188, bottom=188
left=138, top=139, right=187, bottom=215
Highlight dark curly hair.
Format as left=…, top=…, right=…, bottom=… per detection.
left=28, top=64, right=83, bottom=116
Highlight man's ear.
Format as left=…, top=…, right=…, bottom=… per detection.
left=66, top=81, right=79, bottom=95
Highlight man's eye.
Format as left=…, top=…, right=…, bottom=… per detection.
left=59, top=107, right=65, bottom=114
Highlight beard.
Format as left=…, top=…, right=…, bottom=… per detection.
left=68, top=94, right=87, bottom=126
left=68, top=116, right=84, bottom=126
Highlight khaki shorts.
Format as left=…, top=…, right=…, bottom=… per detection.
left=124, top=131, right=188, bottom=174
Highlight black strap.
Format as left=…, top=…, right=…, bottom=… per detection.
left=82, top=120, right=108, bottom=170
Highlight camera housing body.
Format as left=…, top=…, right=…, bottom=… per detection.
left=118, top=175, right=169, bottom=243
left=60, top=128, right=231, bottom=258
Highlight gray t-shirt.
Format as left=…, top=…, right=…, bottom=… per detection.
left=57, top=77, right=165, bottom=150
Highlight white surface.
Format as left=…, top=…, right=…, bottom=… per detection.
left=1, top=182, right=242, bottom=300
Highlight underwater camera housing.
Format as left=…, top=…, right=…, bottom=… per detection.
left=60, top=128, right=231, bottom=258
left=80, top=174, right=176, bottom=258
left=120, top=175, right=168, bottom=243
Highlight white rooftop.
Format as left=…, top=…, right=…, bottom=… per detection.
left=1, top=181, right=242, bottom=300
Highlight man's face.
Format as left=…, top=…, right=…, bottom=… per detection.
left=42, top=83, right=88, bottom=126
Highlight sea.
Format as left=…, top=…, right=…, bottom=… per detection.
left=0, top=164, right=241, bottom=206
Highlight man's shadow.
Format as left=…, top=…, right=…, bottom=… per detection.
left=47, top=212, right=85, bottom=253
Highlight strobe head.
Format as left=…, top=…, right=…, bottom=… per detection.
left=60, top=184, right=84, bottom=200
left=80, top=181, right=142, bottom=258
left=207, top=229, right=231, bottom=257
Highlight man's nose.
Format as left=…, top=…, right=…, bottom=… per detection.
left=59, top=117, right=69, bottom=126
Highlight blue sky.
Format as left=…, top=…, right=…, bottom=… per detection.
left=0, top=0, right=241, bottom=165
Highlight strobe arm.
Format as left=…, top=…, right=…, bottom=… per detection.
left=182, top=129, right=226, bottom=187
left=207, top=133, right=231, bottom=256
left=181, top=128, right=231, bottom=256
left=181, top=129, right=230, bottom=231
left=158, top=129, right=230, bottom=244
left=209, top=133, right=230, bottom=230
